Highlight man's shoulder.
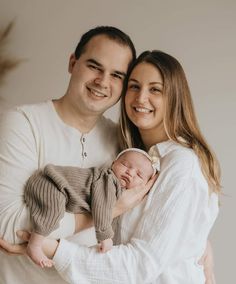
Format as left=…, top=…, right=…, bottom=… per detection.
left=16, top=100, right=52, bottom=116
left=0, top=100, right=54, bottom=136
left=98, top=116, right=117, bottom=131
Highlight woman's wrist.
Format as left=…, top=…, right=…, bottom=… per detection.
left=42, top=238, right=59, bottom=259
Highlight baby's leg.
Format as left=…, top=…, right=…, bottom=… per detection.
left=26, top=232, right=54, bottom=268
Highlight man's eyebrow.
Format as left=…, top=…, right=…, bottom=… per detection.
left=86, top=59, right=126, bottom=77
left=113, top=70, right=126, bottom=78
left=86, top=59, right=102, bottom=67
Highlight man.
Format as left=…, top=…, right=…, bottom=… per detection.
left=0, top=26, right=136, bottom=284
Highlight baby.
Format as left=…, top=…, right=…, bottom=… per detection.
left=24, top=148, right=157, bottom=268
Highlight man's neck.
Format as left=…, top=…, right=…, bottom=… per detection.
left=53, top=97, right=100, bottom=133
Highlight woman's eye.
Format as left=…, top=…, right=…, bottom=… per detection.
left=151, top=87, right=162, bottom=94
left=129, top=84, right=139, bottom=90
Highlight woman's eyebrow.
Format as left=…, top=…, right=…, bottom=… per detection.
left=128, top=78, right=139, bottom=83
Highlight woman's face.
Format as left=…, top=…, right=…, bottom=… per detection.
left=125, top=62, right=165, bottom=135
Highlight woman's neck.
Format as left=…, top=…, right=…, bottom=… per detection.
left=140, top=127, right=168, bottom=151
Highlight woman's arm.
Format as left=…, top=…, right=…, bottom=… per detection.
left=0, top=232, right=217, bottom=284
left=50, top=153, right=218, bottom=283
left=74, top=175, right=156, bottom=233
left=199, top=240, right=216, bottom=284
left=0, top=154, right=217, bottom=283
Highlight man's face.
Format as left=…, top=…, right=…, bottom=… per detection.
left=67, top=35, right=133, bottom=116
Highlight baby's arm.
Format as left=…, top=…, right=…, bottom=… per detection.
left=91, top=171, right=118, bottom=248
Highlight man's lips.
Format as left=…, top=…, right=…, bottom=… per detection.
left=87, top=86, right=107, bottom=97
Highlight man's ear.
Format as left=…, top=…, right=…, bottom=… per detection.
left=68, top=53, right=77, bottom=73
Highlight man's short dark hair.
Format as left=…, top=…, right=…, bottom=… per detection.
left=74, top=26, right=136, bottom=64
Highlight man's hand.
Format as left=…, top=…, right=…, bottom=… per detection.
left=0, top=231, right=29, bottom=256
left=0, top=231, right=58, bottom=259
left=113, top=174, right=157, bottom=218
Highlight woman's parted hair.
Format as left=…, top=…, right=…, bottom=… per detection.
left=119, top=50, right=221, bottom=194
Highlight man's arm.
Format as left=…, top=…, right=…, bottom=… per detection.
left=0, top=110, right=38, bottom=243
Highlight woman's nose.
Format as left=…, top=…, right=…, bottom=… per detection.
left=135, top=89, right=148, bottom=103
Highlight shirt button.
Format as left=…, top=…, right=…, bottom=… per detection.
left=82, top=137, right=85, bottom=142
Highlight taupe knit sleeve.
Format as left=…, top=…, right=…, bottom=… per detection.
left=91, top=169, right=121, bottom=242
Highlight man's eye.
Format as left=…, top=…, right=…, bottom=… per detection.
left=89, top=65, right=100, bottom=71
left=112, top=73, right=123, bottom=80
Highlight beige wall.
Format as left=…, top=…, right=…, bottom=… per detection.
left=1, top=0, right=235, bottom=282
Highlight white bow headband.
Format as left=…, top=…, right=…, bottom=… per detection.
left=115, top=148, right=160, bottom=175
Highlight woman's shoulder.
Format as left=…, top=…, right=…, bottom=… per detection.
left=158, top=141, right=199, bottom=178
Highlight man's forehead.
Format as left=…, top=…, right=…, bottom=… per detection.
left=82, top=35, right=132, bottom=70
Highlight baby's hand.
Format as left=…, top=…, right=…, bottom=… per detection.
left=98, top=238, right=113, bottom=253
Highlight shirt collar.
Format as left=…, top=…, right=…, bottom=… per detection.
left=148, top=139, right=183, bottom=159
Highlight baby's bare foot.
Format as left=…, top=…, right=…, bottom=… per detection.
left=27, top=244, right=54, bottom=268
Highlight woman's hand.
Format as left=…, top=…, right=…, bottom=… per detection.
left=198, top=240, right=216, bottom=284
left=0, top=231, right=59, bottom=259
left=113, top=174, right=157, bottom=218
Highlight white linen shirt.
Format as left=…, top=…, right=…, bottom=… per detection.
left=0, top=101, right=118, bottom=284
left=53, top=140, right=219, bottom=284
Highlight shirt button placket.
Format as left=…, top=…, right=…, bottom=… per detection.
left=81, top=135, right=87, bottom=160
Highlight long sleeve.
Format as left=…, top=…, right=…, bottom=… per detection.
left=91, top=170, right=120, bottom=242
left=53, top=146, right=218, bottom=283
left=0, top=110, right=38, bottom=243
left=0, top=109, right=75, bottom=244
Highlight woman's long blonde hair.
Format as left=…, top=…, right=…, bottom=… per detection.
left=119, top=50, right=221, bottom=194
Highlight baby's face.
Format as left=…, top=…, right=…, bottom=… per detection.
left=112, top=151, right=153, bottom=189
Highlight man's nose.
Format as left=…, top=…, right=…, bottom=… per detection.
left=94, top=73, right=109, bottom=89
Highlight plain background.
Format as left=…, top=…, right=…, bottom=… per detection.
left=0, top=0, right=235, bottom=282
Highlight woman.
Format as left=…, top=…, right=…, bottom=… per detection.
left=0, top=50, right=220, bottom=283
